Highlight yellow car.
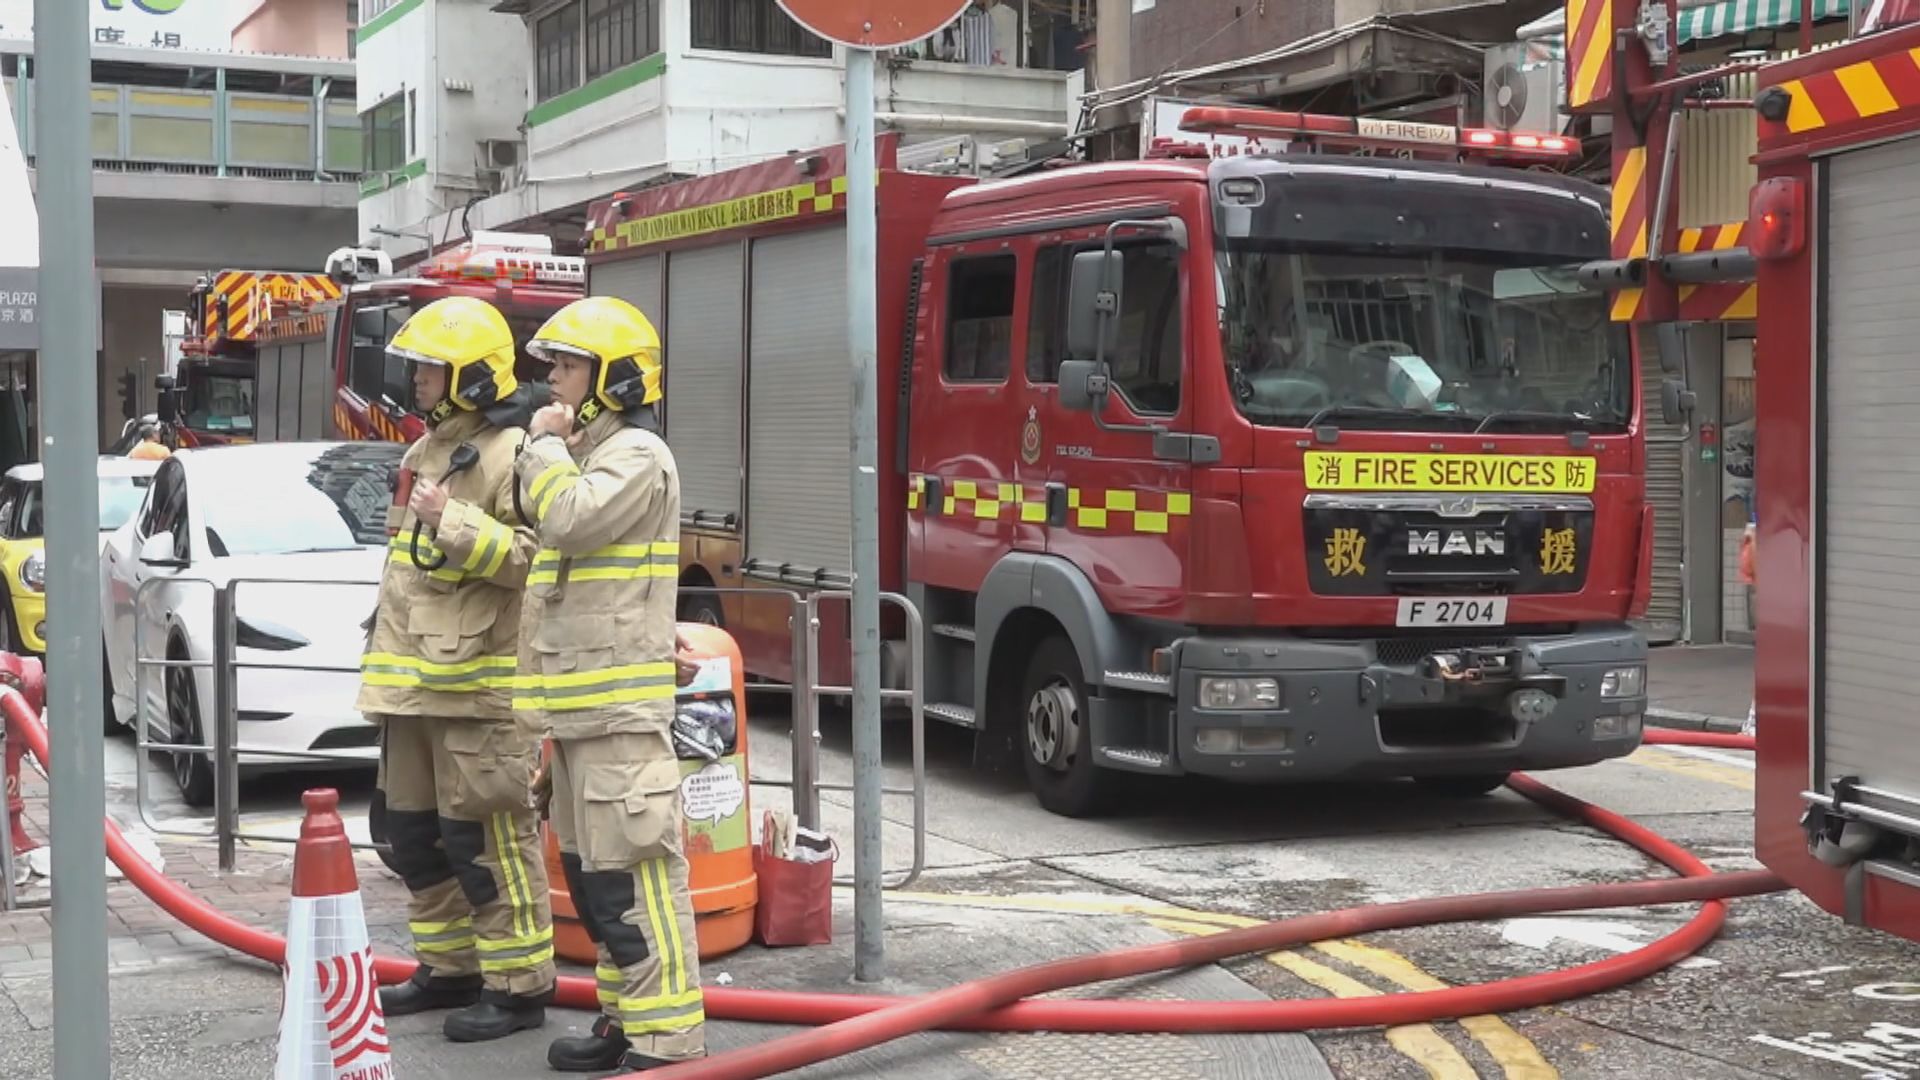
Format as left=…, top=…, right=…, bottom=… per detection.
left=0, top=459, right=162, bottom=655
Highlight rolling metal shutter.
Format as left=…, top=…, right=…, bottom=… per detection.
left=746, top=226, right=850, bottom=580
left=299, top=338, right=331, bottom=439
left=275, top=344, right=302, bottom=440
left=593, top=254, right=663, bottom=330
left=1817, top=133, right=1920, bottom=827
left=1639, top=324, right=1686, bottom=643
left=256, top=345, right=283, bottom=441
left=664, top=244, right=745, bottom=525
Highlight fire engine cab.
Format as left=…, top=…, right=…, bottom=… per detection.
left=1575, top=0, right=1920, bottom=938
left=169, top=269, right=342, bottom=447
left=584, top=110, right=1654, bottom=816
left=251, top=232, right=584, bottom=442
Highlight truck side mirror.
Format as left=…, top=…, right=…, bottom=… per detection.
left=1655, top=322, right=1688, bottom=376
left=1067, top=249, right=1123, bottom=361
left=1661, top=378, right=1697, bottom=425
left=1057, top=359, right=1109, bottom=412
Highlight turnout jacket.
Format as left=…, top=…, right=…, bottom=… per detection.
left=357, top=410, right=537, bottom=720
left=512, top=408, right=681, bottom=742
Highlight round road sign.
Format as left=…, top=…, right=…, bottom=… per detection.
left=775, top=0, right=972, bottom=50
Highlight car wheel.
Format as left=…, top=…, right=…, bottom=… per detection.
left=1019, top=635, right=1120, bottom=818
left=165, top=641, right=214, bottom=808
left=1414, top=773, right=1511, bottom=798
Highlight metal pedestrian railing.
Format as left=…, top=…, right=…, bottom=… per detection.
left=126, top=576, right=930, bottom=903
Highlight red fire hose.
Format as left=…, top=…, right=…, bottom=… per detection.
left=1, top=692, right=1773, bottom=1079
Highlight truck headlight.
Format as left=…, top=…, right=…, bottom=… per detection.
left=19, top=552, right=44, bottom=594
left=1600, top=666, right=1645, bottom=699
left=1199, top=677, right=1281, bottom=710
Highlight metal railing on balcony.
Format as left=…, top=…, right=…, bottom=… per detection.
left=6, top=75, right=361, bottom=182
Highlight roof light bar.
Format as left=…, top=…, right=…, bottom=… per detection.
left=1178, top=107, right=1578, bottom=161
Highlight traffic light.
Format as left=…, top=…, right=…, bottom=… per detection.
left=117, top=371, right=138, bottom=420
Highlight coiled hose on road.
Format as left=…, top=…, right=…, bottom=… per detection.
left=0, top=693, right=1777, bottom=1080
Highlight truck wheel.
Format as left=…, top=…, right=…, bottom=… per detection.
left=1020, top=636, right=1118, bottom=818
left=1414, top=773, right=1511, bottom=798
left=680, top=593, right=725, bottom=628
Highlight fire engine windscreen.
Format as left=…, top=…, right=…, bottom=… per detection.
left=349, top=299, right=549, bottom=411
left=1212, top=162, right=1627, bottom=433
left=183, top=369, right=257, bottom=436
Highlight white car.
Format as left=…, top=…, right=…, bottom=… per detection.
left=100, top=441, right=406, bottom=807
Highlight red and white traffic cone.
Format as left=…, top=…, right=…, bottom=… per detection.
left=275, top=788, right=395, bottom=1080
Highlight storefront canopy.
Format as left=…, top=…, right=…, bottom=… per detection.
left=1517, top=0, right=1851, bottom=45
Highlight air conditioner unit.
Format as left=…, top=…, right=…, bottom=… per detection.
left=481, top=138, right=524, bottom=169
left=1483, top=41, right=1565, bottom=135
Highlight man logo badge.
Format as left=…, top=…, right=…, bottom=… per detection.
left=1408, top=529, right=1506, bottom=557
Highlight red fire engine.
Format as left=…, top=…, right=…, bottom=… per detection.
left=1576, top=1, right=1920, bottom=937
left=251, top=233, right=585, bottom=442
left=584, top=115, right=1655, bottom=816
left=168, top=269, right=342, bottom=447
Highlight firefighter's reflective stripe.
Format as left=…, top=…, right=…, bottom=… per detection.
left=596, top=964, right=623, bottom=1009
left=411, top=916, right=477, bottom=954
left=512, top=662, right=678, bottom=711
left=460, top=516, right=518, bottom=578
left=490, top=812, right=544, bottom=941
left=527, top=542, right=678, bottom=586
left=909, top=474, right=1192, bottom=534
left=362, top=653, right=519, bottom=692
left=388, top=534, right=466, bottom=583
left=529, top=461, right=583, bottom=520
left=616, top=858, right=702, bottom=1033
left=618, top=989, right=705, bottom=1035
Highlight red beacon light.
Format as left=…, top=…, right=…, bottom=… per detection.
left=1748, top=176, right=1807, bottom=261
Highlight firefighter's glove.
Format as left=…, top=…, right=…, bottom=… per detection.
left=529, top=763, right=552, bottom=819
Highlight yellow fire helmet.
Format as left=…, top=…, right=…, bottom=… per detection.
left=385, top=295, right=520, bottom=426
left=526, top=296, right=663, bottom=424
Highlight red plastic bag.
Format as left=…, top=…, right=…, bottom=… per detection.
left=751, top=826, right=834, bottom=947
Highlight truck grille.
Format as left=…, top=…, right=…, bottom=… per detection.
left=1302, top=503, right=1593, bottom=597
left=1374, top=636, right=1515, bottom=667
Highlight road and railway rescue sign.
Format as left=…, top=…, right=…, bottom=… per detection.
left=1305, top=452, right=1598, bottom=493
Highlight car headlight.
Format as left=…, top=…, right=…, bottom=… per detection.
left=19, top=552, right=44, bottom=593
left=1199, top=676, right=1282, bottom=710
left=1600, top=666, right=1646, bottom=699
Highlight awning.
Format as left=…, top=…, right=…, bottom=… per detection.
left=1677, top=0, right=1850, bottom=43
left=1515, top=0, right=1850, bottom=45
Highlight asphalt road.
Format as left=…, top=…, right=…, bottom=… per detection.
left=103, top=707, right=1920, bottom=1080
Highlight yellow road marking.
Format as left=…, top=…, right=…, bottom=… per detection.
left=1626, top=746, right=1755, bottom=791
left=1315, top=939, right=1559, bottom=1079
left=1152, top=918, right=1479, bottom=1080
left=890, top=889, right=1555, bottom=1077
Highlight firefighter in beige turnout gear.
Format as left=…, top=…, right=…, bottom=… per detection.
left=358, top=295, right=557, bottom=1042
left=515, top=296, right=704, bottom=1073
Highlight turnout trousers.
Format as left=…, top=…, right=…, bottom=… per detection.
left=548, top=728, right=704, bottom=1061
left=375, top=714, right=557, bottom=997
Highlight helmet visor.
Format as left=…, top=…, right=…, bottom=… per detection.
left=526, top=338, right=599, bottom=365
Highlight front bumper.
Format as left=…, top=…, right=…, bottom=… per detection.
left=1156, top=626, right=1647, bottom=781
left=11, top=593, right=44, bottom=654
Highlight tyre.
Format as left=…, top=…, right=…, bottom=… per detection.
left=165, top=640, right=214, bottom=808
left=0, top=595, right=18, bottom=656
left=102, top=643, right=120, bottom=736
left=1414, top=773, right=1511, bottom=798
left=1019, top=635, right=1120, bottom=818
left=680, top=591, right=725, bottom=629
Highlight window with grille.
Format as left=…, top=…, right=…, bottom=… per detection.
left=689, top=0, right=830, bottom=57
left=535, top=3, right=583, bottom=101
left=536, top=0, right=659, bottom=101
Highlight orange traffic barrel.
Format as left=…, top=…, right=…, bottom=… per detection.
left=545, top=622, right=758, bottom=963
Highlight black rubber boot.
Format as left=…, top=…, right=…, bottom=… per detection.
left=621, top=1049, right=707, bottom=1071
left=546, top=1016, right=631, bottom=1073
left=379, top=968, right=481, bottom=1017
left=443, top=988, right=551, bottom=1043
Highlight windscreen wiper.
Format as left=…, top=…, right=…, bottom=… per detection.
left=1302, top=404, right=1459, bottom=431
left=1471, top=410, right=1592, bottom=434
